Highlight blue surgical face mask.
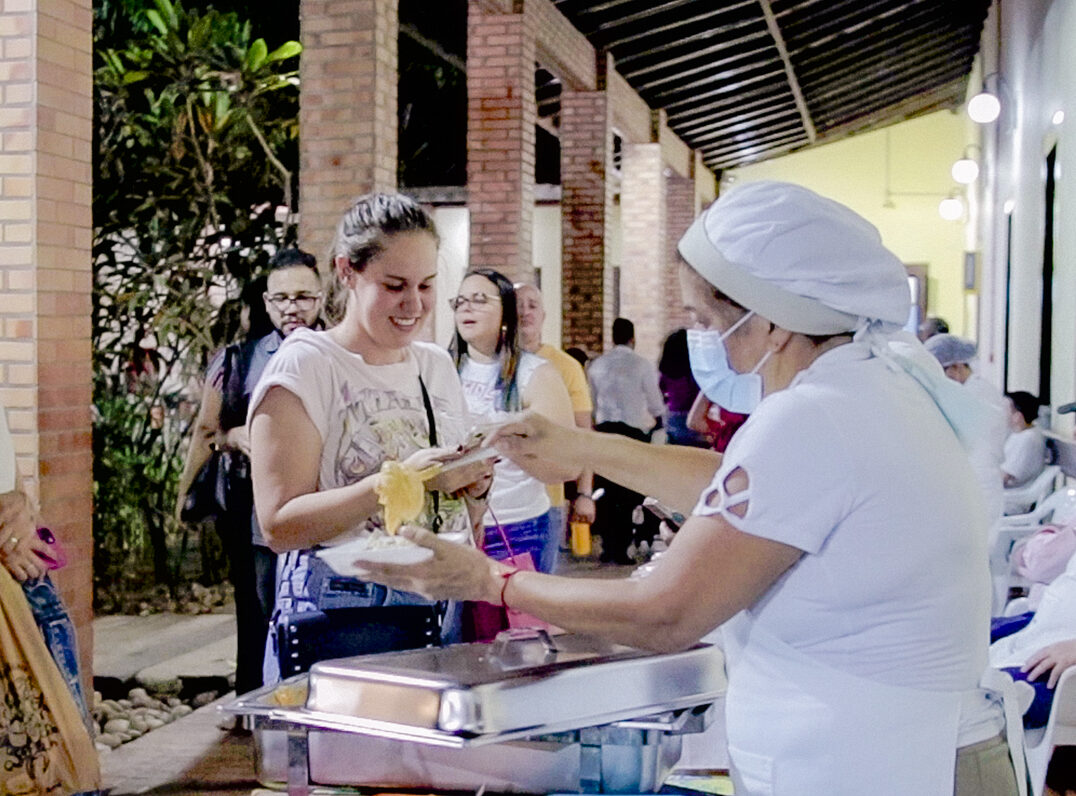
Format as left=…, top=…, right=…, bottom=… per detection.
left=686, top=311, right=772, bottom=414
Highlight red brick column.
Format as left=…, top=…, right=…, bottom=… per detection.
left=664, top=173, right=696, bottom=333
left=298, top=0, right=398, bottom=262
left=619, top=143, right=666, bottom=363
left=0, top=0, right=94, bottom=679
left=467, top=3, right=536, bottom=282
left=559, top=89, right=611, bottom=352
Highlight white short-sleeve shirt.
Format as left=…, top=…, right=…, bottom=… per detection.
left=249, top=328, right=473, bottom=541
left=693, top=342, right=990, bottom=693
left=0, top=403, right=14, bottom=493
left=458, top=352, right=550, bottom=525
left=1002, top=426, right=1047, bottom=487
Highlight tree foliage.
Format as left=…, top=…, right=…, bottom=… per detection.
left=92, top=0, right=300, bottom=597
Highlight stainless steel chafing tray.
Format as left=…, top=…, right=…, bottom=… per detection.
left=224, top=630, right=726, bottom=794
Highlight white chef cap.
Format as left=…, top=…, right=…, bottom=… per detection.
left=923, top=334, right=978, bottom=368
left=677, top=181, right=911, bottom=335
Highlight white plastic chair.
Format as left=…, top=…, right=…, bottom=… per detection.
left=991, top=526, right=1040, bottom=614
left=1005, top=466, right=1062, bottom=516
left=1025, top=666, right=1076, bottom=796
left=999, top=484, right=1076, bottom=530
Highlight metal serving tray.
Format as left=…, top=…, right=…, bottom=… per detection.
left=300, top=629, right=723, bottom=742
left=225, top=631, right=726, bottom=794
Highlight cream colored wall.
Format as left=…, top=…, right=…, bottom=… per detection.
left=533, top=203, right=563, bottom=345
left=433, top=206, right=470, bottom=348
left=728, top=111, right=970, bottom=335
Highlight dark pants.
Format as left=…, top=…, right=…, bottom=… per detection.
left=593, top=421, right=651, bottom=564
left=219, top=506, right=276, bottom=696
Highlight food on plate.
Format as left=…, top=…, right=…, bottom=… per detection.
left=268, top=679, right=308, bottom=707
left=375, top=460, right=440, bottom=534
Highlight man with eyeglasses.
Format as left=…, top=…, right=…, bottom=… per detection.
left=514, top=283, right=597, bottom=553
left=177, top=247, right=323, bottom=706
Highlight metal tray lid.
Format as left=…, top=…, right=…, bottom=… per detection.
left=312, top=629, right=652, bottom=687
left=304, top=629, right=726, bottom=738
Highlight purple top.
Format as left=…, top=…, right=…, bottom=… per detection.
left=660, top=373, right=700, bottom=413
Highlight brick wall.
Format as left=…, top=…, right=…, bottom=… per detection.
left=298, top=0, right=399, bottom=264
left=664, top=173, right=696, bottom=332
left=619, top=143, right=666, bottom=364
left=0, top=0, right=95, bottom=679
left=466, top=3, right=536, bottom=282
left=559, top=89, right=611, bottom=351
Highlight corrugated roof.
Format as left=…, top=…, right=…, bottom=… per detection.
left=550, top=0, right=991, bottom=172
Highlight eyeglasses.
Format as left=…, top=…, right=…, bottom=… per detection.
left=449, top=293, right=501, bottom=311
left=265, top=292, right=321, bottom=311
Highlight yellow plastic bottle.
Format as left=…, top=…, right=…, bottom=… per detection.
left=570, top=521, right=592, bottom=556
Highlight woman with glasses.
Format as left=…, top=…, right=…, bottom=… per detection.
left=450, top=269, right=573, bottom=577
left=176, top=247, right=323, bottom=699
left=248, top=194, right=491, bottom=686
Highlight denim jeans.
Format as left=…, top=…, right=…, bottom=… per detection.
left=482, top=510, right=556, bottom=573
left=264, top=551, right=460, bottom=685
left=21, top=576, right=92, bottom=730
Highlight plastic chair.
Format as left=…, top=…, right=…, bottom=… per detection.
left=1005, top=466, right=1062, bottom=516
left=991, top=526, right=1041, bottom=614
left=1025, top=666, right=1076, bottom=796
left=999, top=485, right=1076, bottom=530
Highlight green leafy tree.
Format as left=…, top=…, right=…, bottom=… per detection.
left=92, top=0, right=300, bottom=598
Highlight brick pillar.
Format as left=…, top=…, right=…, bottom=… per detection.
left=619, top=143, right=665, bottom=364
left=467, top=3, right=536, bottom=282
left=664, top=173, right=696, bottom=333
left=559, top=90, right=611, bottom=353
left=298, top=0, right=398, bottom=263
left=0, top=0, right=94, bottom=679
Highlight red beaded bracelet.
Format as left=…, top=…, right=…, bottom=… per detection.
left=499, top=568, right=521, bottom=608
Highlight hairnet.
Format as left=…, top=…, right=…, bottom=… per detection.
left=677, top=181, right=911, bottom=335
left=923, top=334, right=978, bottom=368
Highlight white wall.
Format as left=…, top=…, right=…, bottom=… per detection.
left=533, top=203, right=563, bottom=345
left=432, top=206, right=469, bottom=349
left=980, top=0, right=1076, bottom=429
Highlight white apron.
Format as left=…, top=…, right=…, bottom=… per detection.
left=723, top=614, right=965, bottom=796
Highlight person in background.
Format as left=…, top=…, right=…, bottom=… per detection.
left=249, top=194, right=492, bottom=687
left=0, top=402, right=101, bottom=794
left=685, top=392, right=748, bottom=453
left=658, top=329, right=711, bottom=448
left=1003, top=391, right=1048, bottom=488
left=451, top=269, right=574, bottom=574
left=919, top=315, right=950, bottom=342
left=587, top=318, right=667, bottom=563
left=565, top=346, right=589, bottom=369
left=0, top=413, right=49, bottom=585
left=926, top=333, right=1009, bottom=523
left=177, top=248, right=324, bottom=699
left=359, top=181, right=1016, bottom=796
left=515, top=283, right=597, bottom=548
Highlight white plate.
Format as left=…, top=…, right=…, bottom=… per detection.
left=317, top=539, right=432, bottom=575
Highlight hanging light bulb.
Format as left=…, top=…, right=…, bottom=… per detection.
left=938, top=194, right=964, bottom=221
left=968, top=91, right=1001, bottom=124
left=951, top=144, right=981, bottom=184
left=951, top=157, right=979, bottom=184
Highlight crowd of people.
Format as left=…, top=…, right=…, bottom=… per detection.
left=159, top=182, right=1076, bottom=795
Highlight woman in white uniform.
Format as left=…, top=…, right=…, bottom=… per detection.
left=356, top=182, right=1017, bottom=796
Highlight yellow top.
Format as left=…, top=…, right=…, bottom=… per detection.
left=536, top=343, right=593, bottom=506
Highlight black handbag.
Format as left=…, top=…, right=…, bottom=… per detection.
left=180, top=446, right=251, bottom=523
left=275, top=605, right=441, bottom=677
left=180, top=343, right=253, bottom=524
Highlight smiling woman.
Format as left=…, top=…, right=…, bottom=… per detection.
left=247, top=193, right=494, bottom=685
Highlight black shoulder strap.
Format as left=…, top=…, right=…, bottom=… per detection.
left=418, top=375, right=438, bottom=446
left=417, top=374, right=442, bottom=532
left=219, top=342, right=251, bottom=431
